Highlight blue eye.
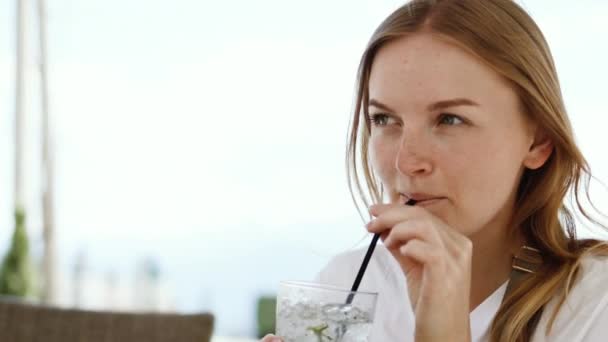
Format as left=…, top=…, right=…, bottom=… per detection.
left=370, top=113, right=391, bottom=126
left=438, top=113, right=464, bottom=126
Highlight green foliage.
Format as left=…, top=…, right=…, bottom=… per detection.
left=308, top=323, right=331, bottom=342
left=0, top=208, right=32, bottom=297
left=257, top=295, right=277, bottom=338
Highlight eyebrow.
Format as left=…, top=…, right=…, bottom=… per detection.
left=368, top=99, right=396, bottom=113
left=368, top=98, right=479, bottom=112
left=427, top=98, right=479, bottom=111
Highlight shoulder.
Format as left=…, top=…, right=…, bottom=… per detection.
left=535, top=254, right=608, bottom=341
left=565, top=254, right=608, bottom=306
left=578, top=254, right=608, bottom=278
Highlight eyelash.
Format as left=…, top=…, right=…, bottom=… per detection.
left=369, top=113, right=394, bottom=126
left=437, top=113, right=465, bottom=126
left=369, top=113, right=466, bottom=127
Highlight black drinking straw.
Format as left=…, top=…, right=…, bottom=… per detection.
left=345, top=199, right=416, bottom=304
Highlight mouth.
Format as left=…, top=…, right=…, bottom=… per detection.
left=411, top=198, right=445, bottom=207
left=405, top=199, right=417, bottom=206
left=401, top=193, right=446, bottom=206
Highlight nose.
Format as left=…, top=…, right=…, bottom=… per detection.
left=394, top=133, right=433, bottom=177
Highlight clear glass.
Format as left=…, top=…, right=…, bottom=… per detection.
left=276, top=281, right=378, bottom=342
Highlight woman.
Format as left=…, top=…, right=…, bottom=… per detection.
left=264, top=0, right=608, bottom=341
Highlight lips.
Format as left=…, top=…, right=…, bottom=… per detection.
left=412, top=198, right=445, bottom=207
left=400, top=193, right=446, bottom=206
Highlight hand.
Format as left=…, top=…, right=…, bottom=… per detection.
left=366, top=203, right=472, bottom=342
left=260, top=334, right=283, bottom=342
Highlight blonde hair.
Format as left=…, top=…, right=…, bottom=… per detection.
left=345, top=0, right=608, bottom=341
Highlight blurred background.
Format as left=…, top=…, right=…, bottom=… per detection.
left=1, top=0, right=607, bottom=339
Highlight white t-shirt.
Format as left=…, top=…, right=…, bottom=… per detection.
left=314, top=244, right=608, bottom=341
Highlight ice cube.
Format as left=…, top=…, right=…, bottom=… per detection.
left=321, top=304, right=370, bottom=324
left=294, top=302, right=319, bottom=320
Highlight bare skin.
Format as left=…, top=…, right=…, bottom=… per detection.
left=261, top=33, right=552, bottom=342
left=364, top=33, right=552, bottom=341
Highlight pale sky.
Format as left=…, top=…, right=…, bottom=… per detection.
left=1, top=0, right=607, bottom=337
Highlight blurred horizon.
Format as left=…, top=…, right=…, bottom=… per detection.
left=1, top=0, right=608, bottom=338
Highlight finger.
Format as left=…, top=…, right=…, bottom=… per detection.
left=419, top=219, right=471, bottom=261
left=371, top=205, right=465, bottom=245
left=379, top=230, right=390, bottom=243
left=366, top=205, right=423, bottom=233
left=399, top=239, right=448, bottom=273
left=369, top=201, right=418, bottom=217
left=399, top=239, right=470, bottom=294
left=385, top=220, right=472, bottom=274
left=260, top=334, right=283, bottom=342
left=441, top=233, right=473, bottom=267
left=369, top=203, right=402, bottom=216
left=368, top=204, right=469, bottom=261
left=383, top=220, right=443, bottom=250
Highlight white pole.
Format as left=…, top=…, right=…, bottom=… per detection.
left=38, top=0, right=56, bottom=304
left=15, top=0, right=26, bottom=212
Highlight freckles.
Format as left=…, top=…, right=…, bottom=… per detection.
left=369, top=139, right=397, bottom=180
left=370, top=140, right=395, bottom=164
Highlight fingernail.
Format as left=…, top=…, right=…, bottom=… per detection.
left=271, top=338, right=282, bottom=342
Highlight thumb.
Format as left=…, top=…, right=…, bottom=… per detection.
left=261, top=334, right=283, bottom=342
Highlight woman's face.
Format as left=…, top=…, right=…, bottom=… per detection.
left=367, top=33, right=551, bottom=238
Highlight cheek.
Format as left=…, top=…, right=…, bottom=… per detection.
left=447, top=139, right=526, bottom=231
left=448, top=129, right=527, bottom=181
left=369, top=135, right=398, bottom=183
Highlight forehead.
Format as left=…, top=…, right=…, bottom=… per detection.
left=368, top=33, right=517, bottom=109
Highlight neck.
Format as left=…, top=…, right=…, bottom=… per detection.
left=468, top=222, right=525, bottom=312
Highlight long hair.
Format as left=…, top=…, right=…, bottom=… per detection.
left=345, top=1, right=608, bottom=341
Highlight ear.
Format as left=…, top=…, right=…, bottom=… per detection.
left=523, top=128, right=553, bottom=170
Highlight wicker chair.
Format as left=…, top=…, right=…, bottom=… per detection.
left=0, top=297, right=214, bottom=342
